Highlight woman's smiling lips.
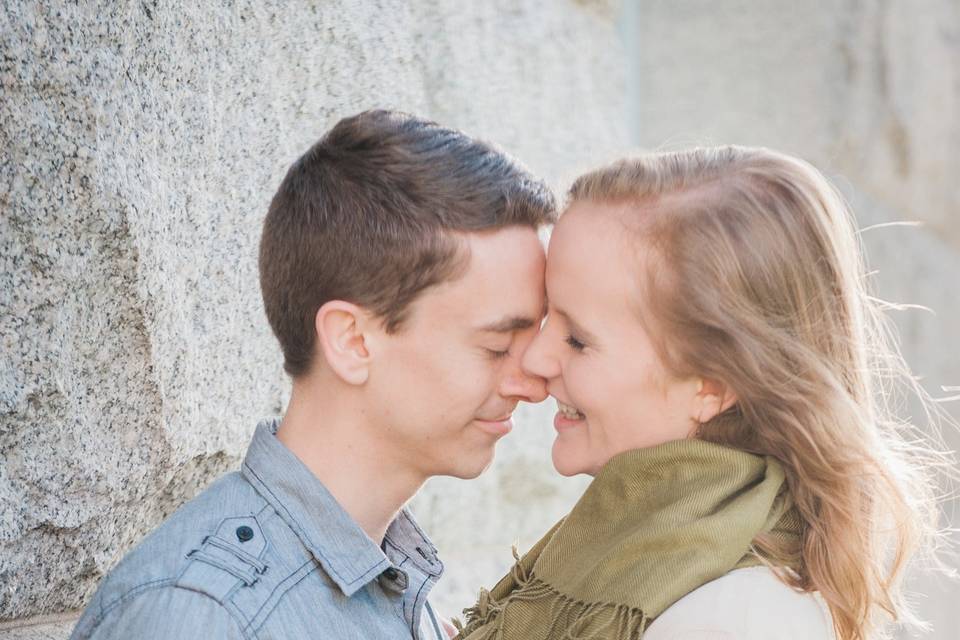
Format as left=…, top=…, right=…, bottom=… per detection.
left=554, top=411, right=586, bottom=433
left=552, top=397, right=586, bottom=433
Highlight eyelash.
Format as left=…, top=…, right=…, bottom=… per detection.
left=487, top=349, right=510, bottom=360
left=565, top=334, right=586, bottom=351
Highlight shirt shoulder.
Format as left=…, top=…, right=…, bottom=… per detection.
left=72, top=471, right=316, bottom=639
left=643, top=566, right=836, bottom=640
left=71, top=583, right=245, bottom=640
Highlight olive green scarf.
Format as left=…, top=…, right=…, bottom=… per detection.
left=455, top=439, right=802, bottom=640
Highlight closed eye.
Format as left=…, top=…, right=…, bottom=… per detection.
left=487, top=348, right=510, bottom=360
left=565, top=335, right=586, bottom=351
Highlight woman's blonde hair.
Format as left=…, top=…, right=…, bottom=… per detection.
left=569, top=146, right=953, bottom=640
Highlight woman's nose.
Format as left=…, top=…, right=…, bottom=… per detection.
left=520, top=322, right=560, bottom=383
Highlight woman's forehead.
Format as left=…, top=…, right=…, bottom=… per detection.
left=546, top=204, right=642, bottom=315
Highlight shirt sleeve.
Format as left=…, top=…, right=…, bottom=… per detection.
left=82, top=586, right=246, bottom=640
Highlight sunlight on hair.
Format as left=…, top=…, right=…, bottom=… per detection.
left=567, top=145, right=959, bottom=640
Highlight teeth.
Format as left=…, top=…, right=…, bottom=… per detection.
left=557, top=400, right=585, bottom=420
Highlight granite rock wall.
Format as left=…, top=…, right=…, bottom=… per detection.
left=1, top=1, right=622, bottom=634
left=4, top=1, right=958, bottom=638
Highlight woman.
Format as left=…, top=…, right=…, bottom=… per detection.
left=454, top=147, right=949, bottom=640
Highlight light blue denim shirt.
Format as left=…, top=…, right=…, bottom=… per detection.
left=71, top=418, right=447, bottom=640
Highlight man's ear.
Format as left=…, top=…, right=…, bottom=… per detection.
left=693, top=377, right=738, bottom=423
left=314, top=301, right=372, bottom=385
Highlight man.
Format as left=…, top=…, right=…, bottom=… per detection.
left=70, top=110, right=556, bottom=639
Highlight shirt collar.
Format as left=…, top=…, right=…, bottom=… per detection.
left=241, top=417, right=443, bottom=597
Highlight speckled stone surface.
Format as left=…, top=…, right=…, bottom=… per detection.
left=0, top=0, right=624, bottom=630
left=0, top=615, right=77, bottom=640
left=5, top=1, right=959, bottom=638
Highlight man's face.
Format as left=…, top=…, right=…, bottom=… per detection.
left=366, top=226, right=549, bottom=479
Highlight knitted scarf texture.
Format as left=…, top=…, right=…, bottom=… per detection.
left=455, top=439, right=802, bottom=640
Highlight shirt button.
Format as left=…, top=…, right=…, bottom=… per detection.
left=236, top=525, right=255, bottom=542
left=379, top=567, right=408, bottom=593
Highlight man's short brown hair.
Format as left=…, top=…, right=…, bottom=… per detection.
left=259, top=109, right=557, bottom=378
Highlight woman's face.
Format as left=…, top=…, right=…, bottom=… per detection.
left=522, top=201, right=701, bottom=476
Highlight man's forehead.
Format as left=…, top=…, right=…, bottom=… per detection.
left=408, top=226, right=546, bottom=327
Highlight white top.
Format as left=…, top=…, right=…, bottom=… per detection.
left=643, top=566, right=836, bottom=640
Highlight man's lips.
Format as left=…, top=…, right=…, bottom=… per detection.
left=478, top=413, right=513, bottom=422
left=474, top=414, right=514, bottom=437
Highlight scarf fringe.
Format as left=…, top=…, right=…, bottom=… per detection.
left=455, top=546, right=649, bottom=640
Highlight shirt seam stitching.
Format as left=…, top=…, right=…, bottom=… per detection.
left=245, top=560, right=321, bottom=634
left=383, top=534, right=439, bottom=579
left=409, top=571, right=434, bottom=636
left=242, top=460, right=383, bottom=589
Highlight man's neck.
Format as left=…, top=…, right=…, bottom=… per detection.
left=276, top=376, right=427, bottom=545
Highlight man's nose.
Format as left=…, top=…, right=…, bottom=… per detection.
left=513, top=369, right=547, bottom=403
left=500, top=363, right=548, bottom=404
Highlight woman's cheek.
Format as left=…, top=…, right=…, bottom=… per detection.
left=569, top=360, right=601, bottom=411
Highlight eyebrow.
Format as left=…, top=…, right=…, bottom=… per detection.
left=477, top=315, right=538, bottom=333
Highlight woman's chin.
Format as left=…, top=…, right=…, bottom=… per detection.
left=551, top=441, right=594, bottom=477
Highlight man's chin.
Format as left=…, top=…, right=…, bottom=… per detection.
left=444, top=448, right=497, bottom=480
